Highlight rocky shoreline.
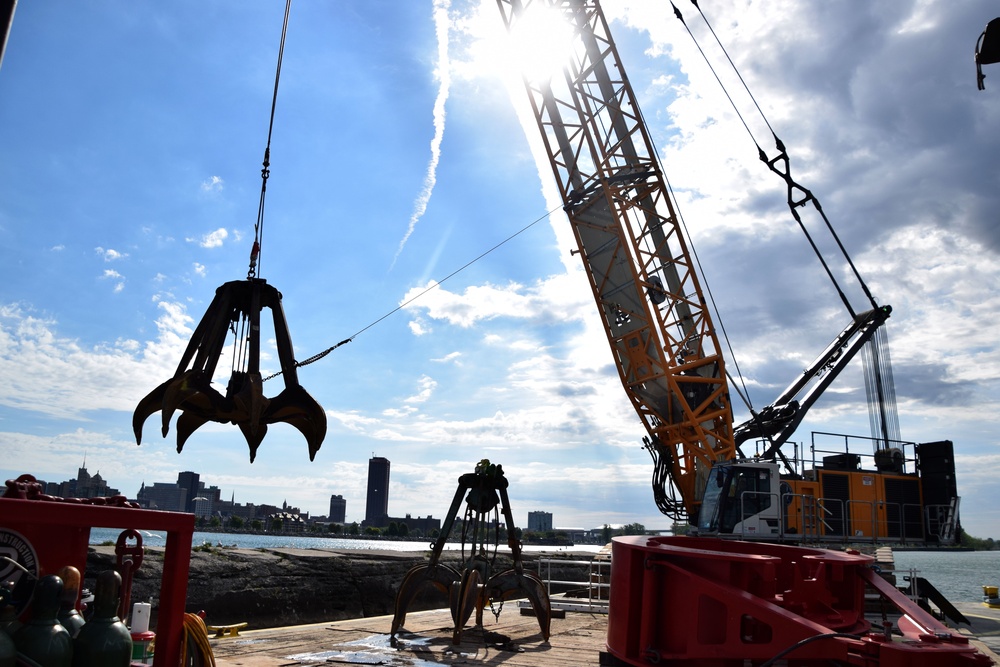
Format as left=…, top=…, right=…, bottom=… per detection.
left=84, top=545, right=596, bottom=630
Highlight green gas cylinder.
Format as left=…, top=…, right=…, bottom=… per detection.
left=0, top=580, right=17, bottom=667
left=12, top=574, right=73, bottom=667
left=56, top=567, right=85, bottom=639
left=72, top=571, right=131, bottom=667
left=0, top=624, right=14, bottom=667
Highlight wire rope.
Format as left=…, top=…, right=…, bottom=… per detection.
left=262, top=206, right=557, bottom=381
left=227, top=0, right=292, bottom=381
left=674, top=0, right=879, bottom=315
left=248, top=0, right=293, bottom=281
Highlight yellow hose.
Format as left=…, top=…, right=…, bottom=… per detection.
left=180, top=612, right=217, bottom=667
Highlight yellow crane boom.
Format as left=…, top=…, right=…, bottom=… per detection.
left=497, top=0, right=736, bottom=520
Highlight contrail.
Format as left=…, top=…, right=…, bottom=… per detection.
left=391, top=0, right=452, bottom=269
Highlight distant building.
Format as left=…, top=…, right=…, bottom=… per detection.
left=136, top=481, right=185, bottom=511
left=527, top=511, right=553, bottom=532
left=177, top=471, right=200, bottom=513
left=192, top=496, right=213, bottom=518
left=329, top=494, right=346, bottom=523
left=42, top=465, right=120, bottom=500
left=124, top=469, right=324, bottom=525
left=365, top=456, right=390, bottom=525
left=396, top=513, right=440, bottom=535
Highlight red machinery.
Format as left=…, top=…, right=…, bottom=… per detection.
left=0, top=480, right=194, bottom=667
left=607, top=536, right=991, bottom=666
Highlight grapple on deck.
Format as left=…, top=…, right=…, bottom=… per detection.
left=390, top=461, right=551, bottom=645
left=133, top=278, right=326, bottom=462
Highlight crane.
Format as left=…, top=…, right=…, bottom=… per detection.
left=496, top=0, right=960, bottom=544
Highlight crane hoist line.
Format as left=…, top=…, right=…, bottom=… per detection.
left=497, top=0, right=961, bottom=548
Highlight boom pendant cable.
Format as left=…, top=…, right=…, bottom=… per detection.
left=671, top=0, right=879, bottom=316
left=670, top=0, right=900, bottom=456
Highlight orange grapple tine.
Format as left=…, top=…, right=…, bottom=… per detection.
left=391, top=564, right=458, bottom=637
left=277, top=414, right=326, bottom=461
left=175, top=411, right=211, bottom=454
left=237, top=421, right=268, bottom=463
left=488, top=570, right=552, bottom=640
left=522, top=571, right=552, bottom=640
left=133, top=379, right=172, bottom=445
left=160, top=370, right=205, bottom=437
left=231, top=371, right=269, bottom=437
left=451, top=569, right=482, bottom=644
left=264, top=385, right=328, bottom=460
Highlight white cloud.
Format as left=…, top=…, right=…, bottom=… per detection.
left=431, top=351, right=462, bottom=364
left=193, top=263, right=206, bottom=277
left=382, top=406, right=418, bottom=418
left=190, top=228, right=229, bottom=249
left=100, top=269, right=125, bottom=293
left=404, top=375, right=437, bottom=404
left=401, top=273, right=589, bottom=329
left=408, top=319, right=430, bottom=336
left=0, top=299, right=190, bottom=419
left=95, top=247, right=128, bottom=262
left=201, top=175, right=224, bottom=192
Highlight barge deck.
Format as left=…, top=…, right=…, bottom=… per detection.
left=208, top=600, right=1000, bottom=667
left=210, top=606, right=606, bottom=667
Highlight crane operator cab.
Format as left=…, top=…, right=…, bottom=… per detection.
left=696, top=462, right=784, bottom=538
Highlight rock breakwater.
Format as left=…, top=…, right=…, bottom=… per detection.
left=84, top=546, right=594, bottom=630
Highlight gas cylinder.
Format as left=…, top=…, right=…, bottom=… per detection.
left=0, top=579, right=17, bottom=666
left=12, top=574, right=73, bottom=667
left=72, top=570, right=131, bottom=667
left=0, top=624, right=14, bottom=667
left=56, top=567, right=85, bottom=638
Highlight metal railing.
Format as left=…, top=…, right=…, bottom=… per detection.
left=729, top=492, right=942, bottom=545
left=531, top=556, right=611, bottom=613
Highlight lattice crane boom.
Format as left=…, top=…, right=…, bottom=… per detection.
left=498, top=0, right=736, bottom=520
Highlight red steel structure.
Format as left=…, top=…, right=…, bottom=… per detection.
left=607, top=536, right=991, bottom=666
left=0, top=495, right=194, bottom=667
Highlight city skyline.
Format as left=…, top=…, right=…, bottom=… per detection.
left=20, top=461, right=577, bottom=533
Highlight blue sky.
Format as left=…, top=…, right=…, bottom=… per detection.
left=2, top=1, right=998, bottom=538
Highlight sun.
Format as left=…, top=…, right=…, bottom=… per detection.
left=505, top=2, right=578, bottom=85
left=459, top=0, right=577, bottom=89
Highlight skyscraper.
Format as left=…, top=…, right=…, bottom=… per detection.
left=365, top=456, right=390, bottom=525
left=329, top=494, right=347, bottom=523
left=176, top=471, right=200, bottom=514
left=528, top=511, right=553, bottom=532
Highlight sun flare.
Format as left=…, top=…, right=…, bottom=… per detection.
left=505, top=3, right=577, bottom=84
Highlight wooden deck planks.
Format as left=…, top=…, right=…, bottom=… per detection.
left=208, top=599, right=1000, bottom=666
left=210, top=606, right=608, bottom=667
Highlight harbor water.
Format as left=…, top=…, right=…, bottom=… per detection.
left=88, top=527, right=600, bottom=555
left=892, top=549, right=1000, bottom=603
